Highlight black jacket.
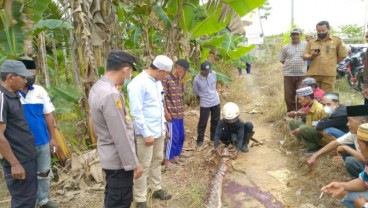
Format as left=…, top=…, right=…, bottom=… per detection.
left=316, top=104, right=348, bottom=133
left=214, top=119, right=244, bottom=150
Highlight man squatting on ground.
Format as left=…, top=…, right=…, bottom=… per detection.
left=288, top=86, right=327, bottom=154
left=213, top=102, right=254, bottom=159
left=307, top=105, right=368, bottom=179
left=19, top=59, right=60, bottom=208
left=89, top=50, right=143, bottom=208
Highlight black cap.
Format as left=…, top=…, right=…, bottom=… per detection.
left=200, top=61, right=212, bottom=73
left=346, top=105, right=368, bottom=117
left=108, top=49, right=138, bottom=71
left=19, top=59, right=36, bottom=70
left=0, top=60, right=33, bottom=77
left=175, top=59, right=190, bottom=72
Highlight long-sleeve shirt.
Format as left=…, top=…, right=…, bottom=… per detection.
left=213, top=119, right=245, bottom=151
left=193, top=71, right=220, bottom=108
left=88, top=76, right=139, bottom=171
left=316, top=104, right=348, bottom=132
left=306, top=100, right=327, bottom=127
left=162, top=74, right=184, bottom=119
left=128, top=70, right=165, bottom=138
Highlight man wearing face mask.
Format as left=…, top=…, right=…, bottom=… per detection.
left=315, top=93, right=348, bottom=143
left=18, top=59, right=59, bottom=208
left=303, top=21, right=348, bottom=93
left=89, top=50, right=143, bottom=208
left=128, top=55, right=173, bottom=208
left=162, top=59, right=190, bottom=168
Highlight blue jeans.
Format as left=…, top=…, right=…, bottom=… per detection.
left=36, top=143, right=52, bottom=206
left=324, top=127, right=346, bottom=139
left=341, top=191, right=368, bottom=208
left=345, top=156, right=365, bottom=178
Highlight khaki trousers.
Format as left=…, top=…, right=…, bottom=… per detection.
left=133, top=135, right=164, bottom=202
left=310, top=75, right=336, bottom=93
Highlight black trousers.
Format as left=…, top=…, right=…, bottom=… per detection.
left=197, top=104, right=220, bottom=143
left=3, top=158, right=37, bottom=208
left=103, top=168, right=134, bottom=208
left=365, top=98, right=368, bottom=105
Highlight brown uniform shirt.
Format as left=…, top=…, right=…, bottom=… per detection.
left=88, top=76, right=139, bottom=171
left=304, top=35, right=348, bottom=77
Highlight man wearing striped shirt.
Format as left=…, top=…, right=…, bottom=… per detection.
left=162, top=59, right=190, bottom=166
left=280, top=28, right=307, bottom=112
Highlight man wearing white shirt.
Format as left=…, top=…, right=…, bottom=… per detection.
left=128, top=55, right=173, bottom=208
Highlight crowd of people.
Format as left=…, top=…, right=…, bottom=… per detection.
left=281, top=20, right=368, bottom=207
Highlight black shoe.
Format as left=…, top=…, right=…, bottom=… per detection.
left=40, top=201, right=60, bottom=208
left=136, top=202, right=148, bottom=208
left=197, top=141, right=203, bottom=147
left=241, top=144, right=249, bottom=153
left=152, top=189, right=172, bottom=200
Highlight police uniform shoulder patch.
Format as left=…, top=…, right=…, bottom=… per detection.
left=115, top=98, right=123, bottom=110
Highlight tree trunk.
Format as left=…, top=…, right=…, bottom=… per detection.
left=51, top=33, right=59, bottom=86
left=62, top=41, right=70, bottom=84
left=39, top=32, right=51, bottom=88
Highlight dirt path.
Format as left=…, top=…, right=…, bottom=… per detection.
left=221, top=74, right=291, bottom=208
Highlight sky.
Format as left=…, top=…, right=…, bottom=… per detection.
left=244, top=0, right=368, bottom=36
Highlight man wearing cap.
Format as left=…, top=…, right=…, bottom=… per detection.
left=301, top=77, right=325, bottom=102
left=0, top=60, right=37, bottom=207
left=193, top=61, right=220, bottom=147
left=280, top=28, right=308, bottom=112
left=18, top=59, right=59, bottom=208
left=162, top=59, right=190, bottom=167
left=303, top=21, right=348, bottom=92
left=89, top=50, right=143, bottom=208
left=288, top=86, right=327, bottom=154
left=321, top=122, right=368, bottom=207
left=128, top=55, right=173, bottom=208
left=308, top=105, right=368, bottom=178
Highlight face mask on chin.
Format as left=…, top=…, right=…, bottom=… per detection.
left=317, top=32, right=328, bottom=39
left=323, top=105, right=335, bottom=115
left=123, top=74, right=132, bottom=86
left=26, top=77, right=36, bottom=87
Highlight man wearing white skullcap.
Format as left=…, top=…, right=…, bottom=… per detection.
left=288, top=86, right=328, bottom=154
left=128, top=55, right=173, bottom=208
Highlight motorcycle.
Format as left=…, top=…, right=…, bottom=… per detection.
left=336, top=46, right=365, bottom=91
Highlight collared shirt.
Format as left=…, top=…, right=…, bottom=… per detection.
left=18, top=85, right=55, bottom=146
left=162, top=74, right=185, bottom=120
left=304, top=35, right=348, bottom=76
left=193, top=71, right=220, bottom=107
left=280, top=41, right=308, bottom=76
left=128, top=70, right=165, bottom=138
left=0, top=85, right=36, bottom=166
left=336, top=132, right=360, bottom=152
left=89, top=76, right=139, bottom=171
left=306, top=100, right=327, bottom=127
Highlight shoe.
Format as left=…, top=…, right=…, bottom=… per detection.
left=197, top=141, right=203, bottom=147
left=40, top=201, right=60, bottom=208
left=152, top=189, right=172, bottom=200
left=136, top=202, right=148, bottom=208
left=241, top=144, right=249, bottom=153
left=178, top=157, right=185, bottom=163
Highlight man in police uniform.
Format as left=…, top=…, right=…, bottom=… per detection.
left=0, top=60, right=37, bottom=208
left=303, top=21, right=348, bottom=92
left=88, top=50, right=143, bottom=208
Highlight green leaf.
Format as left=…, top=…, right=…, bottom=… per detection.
left=32, top=19, right=73, bottom=36
left=216, top=72, right=231, bottom=83
left=224, top=0, right=266, bottom=17
left=27, top=0, right=52, bottom=22
left=49, top=86, right=82, bottom=104
left=153, top=5, right=172, bottom=29
left=228, top=45, right=255, bottom=60
left=200, top=33, right=227, bottom=47
left=190, top=5, right=230, bottom=37
left=200, top=48, right=210, bottom=62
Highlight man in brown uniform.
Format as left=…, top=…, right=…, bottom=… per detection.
left=88, top=50, right=143, bottom=208
left=303, top=21, right=348, bottom=92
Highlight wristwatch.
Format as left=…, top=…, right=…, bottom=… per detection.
left=363, top=202, right=368, bottom=208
